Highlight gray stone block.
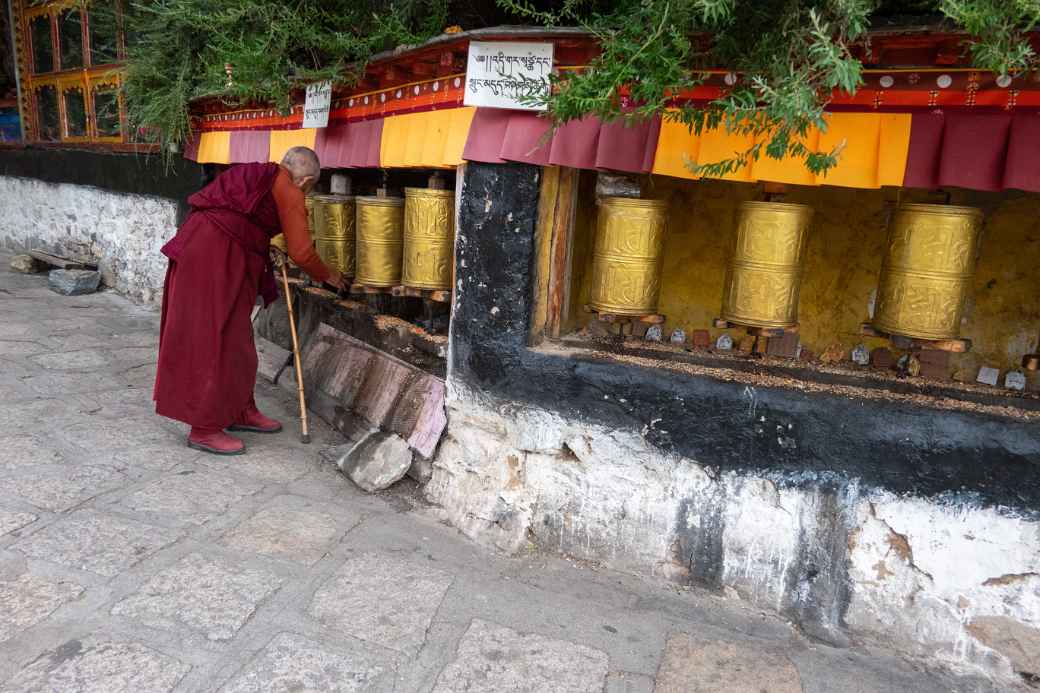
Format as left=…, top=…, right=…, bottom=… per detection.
left=111, top=553, right=282, bottom=641
left=255, top=336, right=292, bottom=384
left=432, top=619, right=609, bottom=692
left=319, top=424, right=378, bottom=472
left=977, top=365, right=1000, bottom=387
left=605, top=672, right=655, bottom=693
left=309, top=552, right=453, bottom=655
left=339, top=432, right=413, bottom=493
left=4, top=639, right=190, bottom=692
left=655, top=635, right=803, bottom=693
left=407, top=454, right=433, bottom=485
left=9, top=254, right=44, bottom=273
left=221, top=632, right=395, bottom=693
left=0, top=573, right=84, bottom=644
left=48, top=268, right=101, bottom=296
left=1006, top=370, right=1027, bottom=392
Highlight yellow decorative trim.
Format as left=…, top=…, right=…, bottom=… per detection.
left=29, top=75, right=58, bottom=91
left=22, top=4, right=53, bottom=21
left=89, top=71, right=121, bottom=90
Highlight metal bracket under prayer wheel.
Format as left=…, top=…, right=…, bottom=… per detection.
left=584, top=305, right=665, bottom=337
left=860, top=323, right=971, bottom=353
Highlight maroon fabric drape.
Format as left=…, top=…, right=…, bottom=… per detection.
left=594, top=116, right=661, bottom=173
left=903, top=111, right=1040, bottom=193
left=1003, top=113, right=1040, bottom=192
left=902, top=113, right=945, bottom=190
left=462, top=108, right=512, bottom=164
left=357, top=119, right=384, bottom=168
left=499, top=112, right=552, bottom=165
left=938, top=113, right=1013, bottom=192
left=229, top=131, right=271, bottom=164
left=315, top=119, right=385, bottom=168
left=463, top=108, right=660, bottom=174
left=182, top=131, right=201, bottom=162
left=547, top=115, right=601, bottom=169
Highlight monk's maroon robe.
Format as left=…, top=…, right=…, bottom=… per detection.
left=154, top=162, right=283, bottom=429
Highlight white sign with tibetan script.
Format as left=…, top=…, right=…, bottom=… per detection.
left=463, top=41, right=553, bottom=111
left=303, top=80, right=332, bottom=129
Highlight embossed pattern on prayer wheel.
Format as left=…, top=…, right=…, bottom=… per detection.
left=721, top=201, right=813, bottom=329
left=402, top=188, right=455, bottom=290
left=588, top=197, right=668, bottom=316
left=872, top=203, right=982, bottom=340
left=355, top=196, right=405, bottom=287
left=270, top=233, right=287, bottom=253
left=313, top=194, right=356, bottom=277
left=304, top=195, right=317, bottom=240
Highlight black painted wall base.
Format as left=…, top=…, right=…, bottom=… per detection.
left=0, top=147, right=208, bottom=222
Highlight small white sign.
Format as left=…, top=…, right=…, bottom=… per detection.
left=303, top=81, right=332, bottom=129
left=463, top=41, right=553, bottom=111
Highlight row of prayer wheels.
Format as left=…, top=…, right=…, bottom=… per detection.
left=588, top=197, right=983, bottom=342
left=275, top=188, right=456, bottom=291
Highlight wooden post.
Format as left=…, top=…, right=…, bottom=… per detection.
left=547, top=168, right=580, bottom=339
left=530, top=166, right=581, bottom=344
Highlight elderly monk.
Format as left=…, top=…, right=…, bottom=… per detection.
left=154, top=147, right=346, bottom=455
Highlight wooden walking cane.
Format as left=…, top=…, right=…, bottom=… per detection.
left=277, top=252, right=310, bottom=444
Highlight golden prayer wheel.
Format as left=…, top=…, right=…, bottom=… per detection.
left=272, top=194, right=318, bottom=254
left=304, top=195, right=317, bottom=240
left=588, top=197, right=668, bottom=316
left=312, top=194, right=356, bottom=277
left=872, top=203, right=983, bottom=340
left=402, top=188, right=455, bottom=290
left=355, top=196, right=405, bottom=287
left=720, top=201, right=813, bottom=329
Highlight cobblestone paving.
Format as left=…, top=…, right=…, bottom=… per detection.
left=0, top=257, right=1013, bottom=692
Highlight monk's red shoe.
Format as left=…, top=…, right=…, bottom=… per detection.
left=228, top=405, right=283, bottom=434
left=188, top=428, right=246, bottom=455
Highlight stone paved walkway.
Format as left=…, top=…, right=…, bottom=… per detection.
left=0, top=256, right=1011, bottom=692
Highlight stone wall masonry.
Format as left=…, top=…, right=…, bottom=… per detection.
left=0, top=175, right=177, bottom=305
left=424, top=384, right=1040, bottom=686
left=421, top=160, right=1040, bottom=687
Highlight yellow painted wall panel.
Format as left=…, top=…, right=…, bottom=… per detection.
left=696, top=125, right=757, bottom=182
left=751, top=127, right=821, bottom=187
left=815, top=113, right=881, bottom=188
left=443, top=107, right=477, bottom=167
left=877, top=114, right=913, bottom=187
left=268, top=128, right=317, bottom=163
left=196, top=131, right=230, bottom=164
left=651, top=116, right=701, bottom=180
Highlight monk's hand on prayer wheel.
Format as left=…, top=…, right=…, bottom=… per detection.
left=326, top=269, right=347, bottom=292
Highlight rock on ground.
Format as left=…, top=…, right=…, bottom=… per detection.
left=48, top=269, right=101, bottom=296
left=9, top=255, right=45, bottom=274
left=338, top=432, right=413, bottom=493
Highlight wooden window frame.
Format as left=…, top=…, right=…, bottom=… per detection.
left=14, top=0, right=132, bottom=148
left=24, top=4, right=57, bottom=76
left=89, top=74, right=124, bottom=143
left=58, top=74, right=90, bottom=142
left=29, top=79, right=61, bottom=142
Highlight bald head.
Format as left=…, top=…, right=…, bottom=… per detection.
left=280, top=146, right=320, bottom=188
